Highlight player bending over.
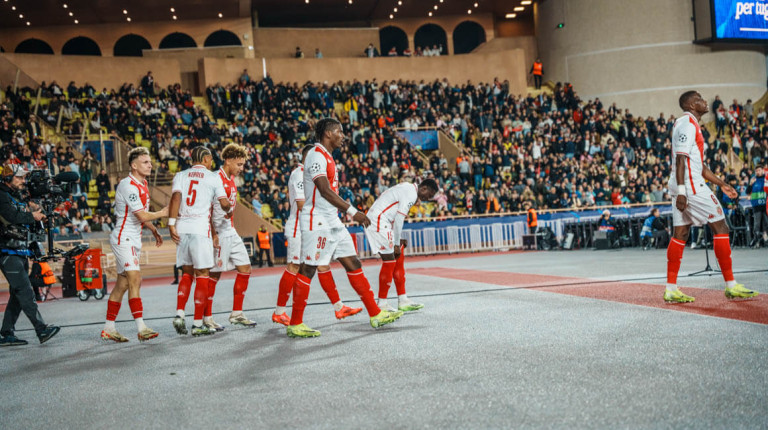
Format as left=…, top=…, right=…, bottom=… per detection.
left=273, top=144, right=362, bottom=326
left=207, top=143, right=257, bottom=329
left=664, top=91, right=758, bottom=303
left=102, top=147, right=168, bottom=342
left=287, top=118, right=403, bottom=338
left=169, top=146, right=232, bottom=336
left=365, top=179, right=438, bottom=312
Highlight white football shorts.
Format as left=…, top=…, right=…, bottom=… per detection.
left=211, top=234, right=251, bottom=272
left=176, top=234, right=215, bottom=270
left=301, top=227, right=357, bottom=266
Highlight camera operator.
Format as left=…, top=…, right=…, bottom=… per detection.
left=0, top=163, right=60, bottom=346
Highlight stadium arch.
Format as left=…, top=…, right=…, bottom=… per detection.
left=452, top=20, right=486, bottom=54
left=14, top=38, right=54, bottom=55
left=204, top=30, right=242, bottom=47
left=379, top=26, right=409, bottom=55
left=114, top=34, right=152, bottom=57
left=159, top=32, right=197, bottom=49
left=62, top=36, right=102, bottom=56
left=414, top=23, right=447, bottom=53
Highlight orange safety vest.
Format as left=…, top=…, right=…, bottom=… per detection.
left=527, top=208, right=538, bottom=228
left=40, top=262, right=56, bottom=285
left=532, top=61, right=543, bottom=76
left=257, top=231, right=271, bottom=249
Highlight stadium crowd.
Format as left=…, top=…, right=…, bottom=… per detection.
left=3, top=74, right=767, bottom=231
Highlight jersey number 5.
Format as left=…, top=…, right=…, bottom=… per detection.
left=186, top=180, right=199, bottom=206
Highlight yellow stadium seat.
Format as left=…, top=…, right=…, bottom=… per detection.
left=108, top=191, right=115, bottom=198
left=87, top=200, right=97, bottom=208
left=168, top=160, right=178, bottom=173
left=261, top=204, right=273, bottom=219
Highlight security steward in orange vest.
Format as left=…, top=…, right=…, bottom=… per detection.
left=526, top=202, right=538, bottom=235
left=530, top=58, right=544, bottom=90
left=256, top=225, right=273, bottom=268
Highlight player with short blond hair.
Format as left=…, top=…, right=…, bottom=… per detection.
left=102, top=147, right=168, bottom=342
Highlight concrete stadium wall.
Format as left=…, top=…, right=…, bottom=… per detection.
left=251, top=28, right=380, bottom=58
left=199, top=49, right=528, bottom=95
left=472, top=36, right=538, bottom=85
left=535, top=0, right=767, bottom=117
left=0, top=53, right=182, bottom=91
left=0, top=18, right=253, bottom=57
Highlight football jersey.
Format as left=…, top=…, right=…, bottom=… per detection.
left=669, top=112, right=706, bottom=196
left=367, top=182, right=418, bottom=233
left=286, top=165, right=305, bottom=237
left=172, top=165, right=227, bottom=236
left=211, top=168, right=238, bottom=238
left=301, top=143, right=343, bottom=230
left=111, top=174, right=150, bottom=245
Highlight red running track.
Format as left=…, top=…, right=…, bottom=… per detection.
left=409, top=267, right=768, bottom=325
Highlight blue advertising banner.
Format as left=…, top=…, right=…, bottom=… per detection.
left=397, top=130, right=439, bottom=151
left=80, top=140, right=115, bottom=163
left=714, top=0, right=768, bottom=40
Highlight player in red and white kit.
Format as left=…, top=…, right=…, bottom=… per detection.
left=287, top=118, right=402, bottom=338
left=169, top=146, right=231, bottom=336
left=273, top=144, right=362, bottom=326
left=365, top=179, right=438, bottom=313
left=664, top=91, right=758, bottom=302
left=102, top=147, right=168, bottom=342
left=205, top=143, right=257, bottom=329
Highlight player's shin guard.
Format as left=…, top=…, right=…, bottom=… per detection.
left=276, top=270, right=296, bottom=307
left=393, top=251, right=406, bottom=296
left=176, top=273, right=193, bottom=311
left=666, top=238, right=686, bottom=285
left=193, top=276, right=210, bottom=321
left=378, top=260, right=396, bottom=299
left=106, top=299, right=121, bottom=321
left=713, top=234, right=735, bottom=282
left=205, top=279, right=218, bottom=318
left=318, top=270, right=341, bottom=304
left=347, top=269, right=380, bottom=316
left=233, top=272, right=249, bottom=312
left=289, top=274, right=311, bottom=326
left=128, top=298, right=143, bottom=319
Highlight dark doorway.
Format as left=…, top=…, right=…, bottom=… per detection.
left=414, top=24, right=448, bottom=54
left=114, top=34, right=152, bottom=57
left=62, top=36, right=101, bottom=56
left=453, top=21, right=486, bottom=54
left=14, top=38, right=54, bottom=54
left=204, top=30, right=241, bottom=47
left=379, top=26, right=408, bottom=55
left=159, top=32, right=197, bottom=49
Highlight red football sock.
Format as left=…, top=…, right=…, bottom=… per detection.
left=378, top=260, right=396, bottom=299
left=128, top=297, right=143, bottom=319
left=193, top=276, right=210, bottom=320
left=233, top=272, right=250, bottom=312
left=347, top=268, right=380, bottom=316
left=290, top=274, right=311, bottom=326
left=393, top=251, right=407, bottom=296
left=667, top=238, right=686, bottom=285
left=205, top=279, right=218, bottom=317
left=106, top=299, right=121, bottom=321
left=176, top=273, right=193, bottom=312
left=713, top=234, right=735, bottom=282
left=318, top=269, right=341, bottom=304
left=276, top=270, right=296, bottom=308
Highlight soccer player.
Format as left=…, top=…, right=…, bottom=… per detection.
left=102, top=147, right=168, bottom=342
left=287, top=118, right=403, bottom=338
left=207, top=143, right=257, bottom=329
left=273, top=144, right=362, bottom=326
left=365, top=179, right=438, bottom=312
left=169, top=146, right=232, bottom=336
left=664, top=90, right=758, bottom=303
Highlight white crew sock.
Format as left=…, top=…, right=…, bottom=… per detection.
left=726, top=280, right=736, bottom=288
left=176, top=309, right=185, bottom=318
left=104, top=320, right=115, bottom=331
left=193, top=319, right=203, bottom=327
left=378, top=299, right=389, bottom=307
left=203, top=316, right=214, bottom=324
left=134, top=317, right=147, bottom=331
left=231, top=310, right=243, bottom=317
left=275, top=306, right=286, bottom=315
left=398, top=294, right=410, bottom=304
left=665, top=283, right=678, bottom=293
left=332, top=301, right=344, bottom=312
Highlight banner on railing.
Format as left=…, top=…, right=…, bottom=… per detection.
left=396, top=130, right=439, bottom=150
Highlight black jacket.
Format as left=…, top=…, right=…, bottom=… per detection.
left=0, top=183, right=35, bottom=227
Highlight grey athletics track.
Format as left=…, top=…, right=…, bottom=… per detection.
left=1, top=248, right=766, bottom=429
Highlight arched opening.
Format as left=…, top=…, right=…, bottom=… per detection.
left=453, top=21, right=486, bottom=54
left=204, top=30, right=241, bottom=47
left=159, top=32, right=197, bottom=49
left=14, top=38, right=54, bottom=54
left=379, top=26, right=408, bottom=56
left=0, top=46, right=4, bottom=53
left=114, top=34, right=152, bottom=57
left=414, top=23, right=448, bottom=55
left=62, top=36, right=101, bottom=56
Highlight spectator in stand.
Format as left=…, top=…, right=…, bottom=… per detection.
left=364, top=43, right=379, bottom=58
left=749, top=165, right=768, bottom=247
left=314, top=48, right=323, bottom=59
left=140, top=71, right=154, bottom=97
left=295, top=47, right=304, bottom=58
left=96, top=169, right=110, bottom=195
left=388, top=46, right=398, bottom=57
